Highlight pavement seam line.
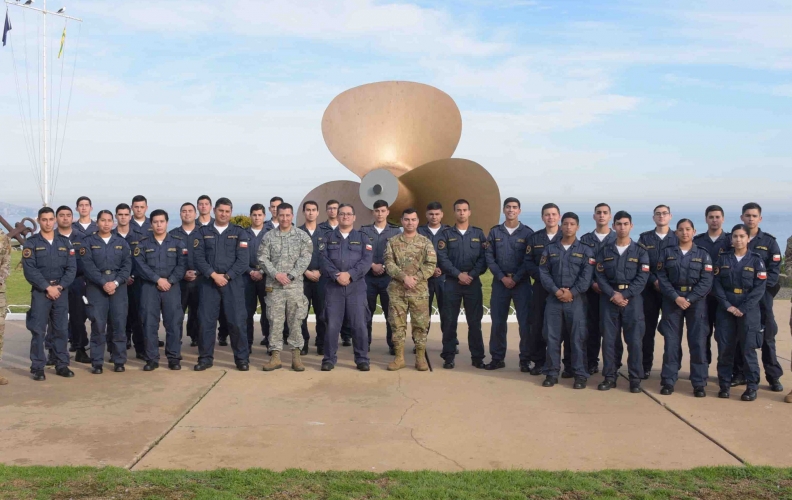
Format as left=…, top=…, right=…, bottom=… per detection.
left=618, top=372, right=747, bottom=465
left=125, top=370, right=228, bottom=471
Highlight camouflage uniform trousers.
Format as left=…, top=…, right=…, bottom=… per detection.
left=265, top=286, right=309, bottom=351
left=388, top=286, right=430, bottom=349
left=0, top=290, right=5, bottom=363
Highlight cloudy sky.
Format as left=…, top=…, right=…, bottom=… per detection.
left=1, top=0, right=791, bottom=218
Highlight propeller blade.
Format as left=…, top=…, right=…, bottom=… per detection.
left=297, top=180, right=374, bottom=230
left=322, top=81, right=462, bottom=180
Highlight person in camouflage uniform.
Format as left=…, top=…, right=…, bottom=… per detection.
left=384, top=208, right=437, bottom=371
left=785, top=235, right=792, bottom=403
left=258, top=203, right=313, bottom=372
left=0, top=228, right=11, bottom=385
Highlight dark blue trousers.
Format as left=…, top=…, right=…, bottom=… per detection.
left=441, top=278, right=485, bottom=362
left=198, top=279, right=249, bottom=365
left=732, top=291, right=784, bottom=382
left=67, top=276, right=88, bottom=350
left=528, top=281, right=548, bottom=367
left=323, top=283, right=369, bottom=365
left=244, top=275, right=267, bottom=349
left=428, top=276, right=445, bottom=333
left=601, top=294, right=645, bottom=382
left=366, top=273, right=392, bottom=347
left=86, top=283, right=128, bottom=366
left=179, top=278, right=201, bottom=341
left=27, top=289, right=69, bottom=372
left=301, top=278, right=324, bottom=347
left=126, top=277, right=145, bottom=354
left=658, top=296, right=708, bottom=387
left=641, top=287, right=662, bottom=372
left=543, top=295, right=588, bottom=378
left=488, top=279, right=532, bottom=364
left=716, top=306, right=762, bottom=391
left=141, top=282, right=183, bottom=363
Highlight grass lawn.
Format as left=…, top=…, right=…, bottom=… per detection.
left=3, top=250, right=496, bottom=311
left=1, top=465, right=791, bottom=499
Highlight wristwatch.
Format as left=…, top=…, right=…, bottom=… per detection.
left=113, top=280, right=119, bottom=287
left=287, top=273, right=295, bottom=281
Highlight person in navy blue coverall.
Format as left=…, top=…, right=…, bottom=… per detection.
left=170, top=203, right=201, bottom=347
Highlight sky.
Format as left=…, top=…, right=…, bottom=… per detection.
left=1, top=0, right=791, bottom=220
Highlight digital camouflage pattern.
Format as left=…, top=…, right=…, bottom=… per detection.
left=259, top=226, right=313, bottom=351
left=0, top=229, right=11, bottom=363
left=384, top=233, right=437, bottom=348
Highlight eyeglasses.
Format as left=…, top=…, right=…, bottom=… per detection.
left=339, top=213, right=354, bottom=217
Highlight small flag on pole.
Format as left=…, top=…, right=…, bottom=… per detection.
left=2, top=10, right=11, bottom=47
left=58, top=26, right=66, bottom=58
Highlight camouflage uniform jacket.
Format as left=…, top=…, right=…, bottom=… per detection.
left=0, top=229, right=10, bottom=292
left=258, top=226, right=313, bottom=291
left=384, top=233, right=437, bottom=297
left=786, top=235, right=792, bottom=302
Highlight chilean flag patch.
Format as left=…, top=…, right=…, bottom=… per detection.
left=641, top=264, right=650, bottom=272
left=69, top=249, right=75, bottom=256
left=366, top=244, right=373, bottom=251
left=589, top=258, right=596, bottom=265
left=182, top=248, right=188, bottom=255
left=240, top=241, right=248, bottom=248
left=705, top=264, right=713, bottom=272
left=773, top=254, right=781, bottom=262
left=758, top=271, right=767, bottom=280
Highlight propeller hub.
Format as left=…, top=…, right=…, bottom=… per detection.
left=359, top=169, right=399, bottom=209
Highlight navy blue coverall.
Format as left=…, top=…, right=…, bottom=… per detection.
left=113, top=225, right=147, bottom=355
left=193, top=224, right=251, bottom=366
left=485, top=223, right=533, bottom=365
left=595, top=241, right=650, bottom=383
left=300, top=224, right=329, bottom=348
left=656, top=244, right=713, bottom=388
left=580, top=229, right=620, bottom=371
left=522, top=228, right=560, bottom=370
left=81, top=233, right=133, bottom=366
left=320, top=228, right=373, bottom=366
left=134, top=234, right=187, bottom=363
left=243, top=226, right=271, bottom=349
left=538, top=239, right=594, bottom=379
left=46, top=230, right=88, bottom=357
left=637, top=229, right=678, bottom=374
left=169, top=227, right=201, bottom=343
left=692, top=231, right=731, bottom=364
left=360, top=223, right=401, bottom=348
left=437, top=225, right=488, bottom=363
left=417, top=224, right=449, bottom=335
left=713, top=251, right=767, bottom=391
left=22, top=233, right=77, bottom=372
left=319, top=220, right=352, bottom=342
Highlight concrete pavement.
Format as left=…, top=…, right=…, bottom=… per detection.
left=0, top=302, right=790, bottom=471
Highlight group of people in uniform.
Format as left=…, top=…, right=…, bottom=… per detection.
left=1, top=194, right=790, bottom=404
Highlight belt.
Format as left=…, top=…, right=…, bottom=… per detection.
left=731, top=288, right=743, bottom=294
left=613, top=284, right=629, bottom=290
left=675, top=286, right=692, bottom=292
left=48, top=279, right=60, bottom=285
left=103, top=270, right=113, bottom=275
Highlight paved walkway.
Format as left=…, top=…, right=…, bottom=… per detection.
left=0, top=303, right=790, bottom=471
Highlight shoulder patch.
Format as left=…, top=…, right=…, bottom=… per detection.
left=134, top=247, right=141, bottom=257
left=23, top=248, right=32, bottom=259
left=194, top=239, right=200, bottom=248
left=539, top=255, right=547, bottom=265
left=596, top=262, right=604, bottom=272
left=438, top=240, right=446, bottom=250
left=525, top=245, right=531, bottom=254
left=79, top=247, right=86, bottom=256
left=657, top=262, right=663, bottom=271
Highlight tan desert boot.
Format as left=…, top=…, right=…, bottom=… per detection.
left=387, top=345, right=406, bottom=371
left=292, top=349, right=305, bottom=372
left=262, top=351, right=282, bottom=371
left=415, top=346, right=429, bottom=371
left=785, top=389, right=792, bottom=404
left=0, top=376, right=8, bottom=385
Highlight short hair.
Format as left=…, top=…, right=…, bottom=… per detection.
left=38, top=207, right=55, bottom=217
left=731, top=223, right=750, bottom=235
left=250, top=203, right=266, bottom=214
left=180, top=202, right=196, bottom=211
left=373, top=199, right=389, bottom=210
left=594, top=203, right=611, bottom=212
left=676, top=218, right=694, bottom=230
left=115, top=203, right=131, bottom=214
left=338, top=203, right=355, bottom=215
left=150, top=209, right=169, bottom=222
left=197, top=195, right=212, bottom=205
left=402, top=208, right=418, bottom=217
left=56, top=205, right=73, bottom=216
left=215, top=197, right=233, bottom=209
left=503, top=197, right=521, bottom=208
left=270, top=197, right=284, bottom=204
left=131, top=195, right=148, bottom=205
left=326, top=199, right=340, bottom=208
left=742, top=202, right=762, bottom=215
left=453, top=199, right=470, bottom=210
left=613, top=210, right=632, bottom=222
left=277, top=203, right=294, bottom=214
left=704, top=205, right=724, bottom=217
left=653, top=204, right=670, bottom=214
left=561, top=212, right=579, bottom=224
left=303, top=200, right=319, bottom=211
left=426, top=201, right=443, bottom=211
left=76, top=196, right=92, bottom=207
left=96, top=210, right=113, bottom=221
left=541, top=203, right=559, bottom=215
